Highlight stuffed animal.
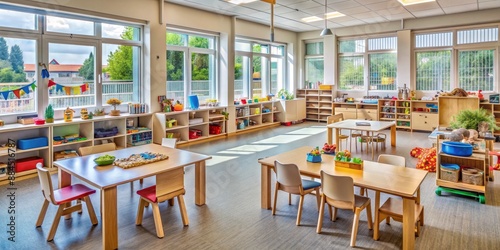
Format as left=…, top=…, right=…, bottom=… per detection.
left=468, top=129, right=479, bottom=141
left=439, top=88, right=468, bottom=97
left=449, top=131, right=464, bottom=142
left=451, top=128, right=470, bottom=143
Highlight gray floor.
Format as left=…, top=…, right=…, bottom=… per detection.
left=1, top=122, right=499, bottom=250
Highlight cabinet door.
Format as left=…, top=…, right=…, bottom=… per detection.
left=357, top=109, right=377, bottom=120
left=412, top=113, right=438, bottom=131
left=296, top=99, right=306, bottom=120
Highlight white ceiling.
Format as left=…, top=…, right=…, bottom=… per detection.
left=165, top=0, right=500, bottom=32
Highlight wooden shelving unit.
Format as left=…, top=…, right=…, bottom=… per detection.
left=0, top=113, right=154, bottom=185
left=411, top=100, right=438, bottom=131
left=297, top=89, right=333, bottom=122
left=234, top=101, right=282, bottom=132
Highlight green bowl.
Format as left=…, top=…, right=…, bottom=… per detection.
left=93, top=156, right=115, bottom=166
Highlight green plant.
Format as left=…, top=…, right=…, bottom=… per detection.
left=44, top=104, right=54, bottom=119
left=277, top=89, right=294, bottom=100
left=450, top=108, right=499, bottom=131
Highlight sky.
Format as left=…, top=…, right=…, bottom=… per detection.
left=0, top=9, right=126, bottom=64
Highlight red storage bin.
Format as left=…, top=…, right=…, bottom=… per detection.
left=189, top=129, right=202, bottom=139
left=209, top=124, right=221, bottom=135
left=16, top=156, right=43, bottom=172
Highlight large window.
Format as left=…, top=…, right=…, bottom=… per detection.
left=0, top=5, right=143, bottom=116
left=166, top=30, right=217, bottom=106
left=338, top=36, right=397, bottom=91
left=235, top=39, right=286, bottom=100
left=304, top=41, right=323, bottom=86
left=415, top=27, right=497, bottom=91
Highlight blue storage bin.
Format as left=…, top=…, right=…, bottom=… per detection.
left=17, top=137, right=48, bottom=150
left=442, top=141, right=473, bottom=157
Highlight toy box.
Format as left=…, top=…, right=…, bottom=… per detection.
left=16, top=156, right=43, bottom=172
left=189, top=129, right=202, bottom=139
left=17, top=137, right=48, bottom=150
left=209, top=124, right=222, bottom=135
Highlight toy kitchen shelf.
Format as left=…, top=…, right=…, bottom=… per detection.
left=435, top=135, right=487, bottom=204
left=153, top=106, right=227, bottom=146
left=0, top=113, right=153, bottom=185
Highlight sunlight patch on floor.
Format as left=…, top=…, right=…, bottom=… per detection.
left=206, top=155, right=238, bottom=166
left=253, top=134, right=310, bottom=144
left=286, top=127, right=326, bottom=135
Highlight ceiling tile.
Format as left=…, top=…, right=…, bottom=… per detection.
left=354, top=0, right=390, bottom=4
left=479, top=1, right=500, bottom=9
left=438, top=0, right=477, bottom=8
left=366, top=1, right=403, bottom=11
left=328, top=1, right=361, bottom=10
left=336, top=19, right=367, bottom=26
left=385, top=12, right=415, bottom=20
left=411, top=8, right=445, bottom=18
left=352, top=11, right=384, bottom=19
left=288, top=1, right=323, bottom=10
left=273, top=5, right=299, bottom=15
left=362, top=16, right=390, bottom=23
left=443, top=3, right=478, bottom=14
left=279, top=11, right=314, bottom=19
left=338, top=6, right=371, bottom=15
left=302, top=6, right=329, bottom=16
left=403, top=1, right=442, bottom=11
left=243, top=1, right=273, bottom=11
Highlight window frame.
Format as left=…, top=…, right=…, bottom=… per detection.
left=304, top=40, right=324, bottom=88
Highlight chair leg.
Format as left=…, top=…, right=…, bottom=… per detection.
left=386, top=217, right=391, bottom=224
left=83, top=196, right=98, bottom=226
left=332, top=207, right=338, bottom=221
left=288, top=193, right=291, bottom=205
left=140, top=178, right=144, bottom=184
left=350, top=208, right=361, bottom=247
left=169, top=199, right=175, bottom=206
left=328, top=205, right=333, bottom=221
left=420, top=206, right=424, bottom=226
left=272, top=183, right=279, bottom=215
left=315, top=188, right=321, bottom=211
left=296, top=195, right=304, bottom=226
left=36, top=200, right=50, bottom=227
left=77, top=199, right=83, bottom=214
left=136, top=198, right=146, bottom=225
left=47, top=205, right=65, bottom=242
left=366, top=203, right=373, bottom=230
left=316, top=195, right=325, bottom=234
left=177, top=195, right=189, bottom=226
left=151, top=203, right=164, bottom=238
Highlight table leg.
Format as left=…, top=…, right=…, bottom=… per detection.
left=102, top=187, right=118, bottom=250
left=327, top=126, right=332, bottom=145
left=195, top=161, right=206, bottom=206
left=373, top=191, right=380, bottom=240
left=335, top=128, right=340, bottom=151
left=58, top=169, right=72, bottom=219
left=261, top=164, right=272, bottom=209
left=402, top=197, right=416, bottom=250
left=391, top=125, right=396, bottom=147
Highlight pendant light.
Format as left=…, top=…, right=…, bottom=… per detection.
left=320, top=0, right=333, bottom=36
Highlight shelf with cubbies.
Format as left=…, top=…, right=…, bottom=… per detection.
left=235, top=101, right=282, bottom=132
left=153, top=106, right=227, bottom=146
left=0, top=113, right=154, bottom=185
left=378, top=99, right=397, bottom=122
left=395, top=100, right=412, bottom=129
left=435, top=135, right=487, bottom=203
left=479, top=102, right=500, bottom=136
left=297, top=89, right=333, bottom=122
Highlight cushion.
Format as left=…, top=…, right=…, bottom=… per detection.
left=302, top=179, right=321, bottom=190
left=137, top=185, right=158, bottom=203
left=411, top=147, right=437, bottom=172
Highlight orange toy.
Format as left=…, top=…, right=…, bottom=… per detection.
left=410, top=147, right=437, bottom=172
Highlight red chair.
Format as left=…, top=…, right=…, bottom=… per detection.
left=35, top=163, right=98, bottom=241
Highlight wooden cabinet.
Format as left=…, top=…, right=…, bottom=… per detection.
left=297, top=89, right=333, bottom=122
left=411, top=100, right=438, bottom=131
left=154, top=107, right=227, bottom=145
left=233, top=101, right=282, bottom=132
left=333, top=103, right=357, bottom=119
left=280, top=99, right=306, bottom=123
left=438, top=96, right=479, bottom=127
left=435, top=135, right=487, bottom=203
left=356, top=104, right=378, bottom=121
left=0, top=113, right=154, bottom=185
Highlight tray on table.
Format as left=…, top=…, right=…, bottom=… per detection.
left=114, top=152, right=169, bottom=169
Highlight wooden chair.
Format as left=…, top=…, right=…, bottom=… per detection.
left=135, top=167, right=188, bottom=238
left=161, top=138, right=177, bottom=148
left=373, top=154, right=424, bottom=238
left=35, top=163, right=98, bottom=241
left=316, top=171, right=372, bottom=247
left=272, top=161, right=321, bottom=226
left=78, top=142, right=116, bottom=156
left=327, top=114, right=349, bottom=151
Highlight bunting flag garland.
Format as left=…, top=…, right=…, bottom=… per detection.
left=0, top=81, right=37, bottom=100
left=48, top=80, right=89, bottom=96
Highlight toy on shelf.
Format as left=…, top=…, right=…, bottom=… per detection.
left=94, top=127, right=119, bottom=138
left=129, top=103, right=148, bottom=114
left=107, top=98, right=122, bottom=116
left=64, top=107, right=74, bottom=122
left=94, top=108, right=105, bottom=116
left=81, top=108, right=89, bottom=120
left=173, top=100, right=184, bottom=111
left=45, top=104, right=54, bottom=123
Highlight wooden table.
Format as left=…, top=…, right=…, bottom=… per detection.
left=258, top=146, right=427, bottom=250
left=53, top=144, right=211, bottom=250
left=327, top=120, right=396, bottom=159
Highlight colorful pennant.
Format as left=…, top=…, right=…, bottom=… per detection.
left=48, top=80, right=89, bottom=96
left=0, top=81, right=37, bottom=100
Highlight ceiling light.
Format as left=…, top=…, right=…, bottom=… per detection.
left=397, top=0, right=435, bottom=6
left=302, top=16, right=323, bottom=23
left=325, top=11, right=345, bottom=19
left=320, top=0, right=332, bottom=37
left=227, top=0, right=259, bottom=5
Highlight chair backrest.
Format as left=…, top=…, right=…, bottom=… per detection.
left=161, top=138, right=177, bottom=148
left=320, top=170, right=355, bottom=210
left=378, top=154, right=406, bottom=167
left=274, top=161, right=302, bottom=187
left=327, top=113, right=344, bottom=125
left=78, top=142, right=116, bottom=156
left=36, top=163, right=56, bottom=205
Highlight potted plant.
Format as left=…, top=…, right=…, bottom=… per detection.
left=450, top=108, right=499, bottom=132
left=107, top=98, right=122, bottom=116
left=277, top=89, right=294, bottom=100
left=44, top=104, right=54, bottom=123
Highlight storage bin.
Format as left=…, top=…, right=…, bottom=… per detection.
left=209, top=124, right=222, bottom=135
left=440, top=163, right=459, bottom=182
left=189, top=129, right=202, bottom=139
left=441, top=141, right=473, bottom=157
left=462, top=168, right=484, bottom=186
left=16, top=156, right=43, bottom=172
left=17, top=137, right=48, bottom=150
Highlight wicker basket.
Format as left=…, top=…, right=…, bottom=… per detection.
left=462, top=168, right=484, bottom=186
left=440, top=165, right=459, bottom=182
